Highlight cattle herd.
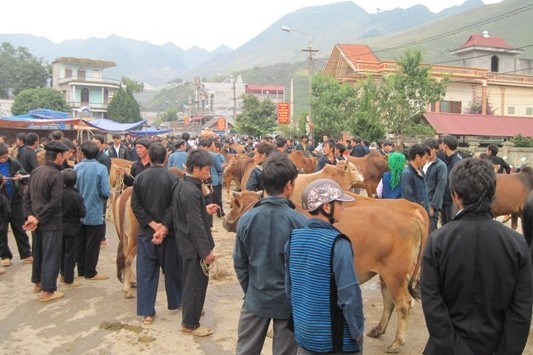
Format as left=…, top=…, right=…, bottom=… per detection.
left=108, top=146, right=532, bottom=353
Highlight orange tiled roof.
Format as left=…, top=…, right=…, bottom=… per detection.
left=337, top=44, right=380, bottom=63
left=461, top=34, right=513, bottom=50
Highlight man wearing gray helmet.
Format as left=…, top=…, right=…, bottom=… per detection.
left=286, top=178, right=364, bottom=355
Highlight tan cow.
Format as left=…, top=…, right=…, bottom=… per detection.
left=113, top=187, right=138, bottom=298
left=288, top=150, right=317, bottom=173
left=222, top=155, right=254, bottom=199
left=492, top=166, right=533, bottom=230
left=223, top=191, right=428, bottom=353
left=291, top=160, right=364, bottom=205
left=346, top=150, right=389, bottom=197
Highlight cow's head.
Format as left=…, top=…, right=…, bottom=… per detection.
left=223, top=190, right=262, bottom=232
left=336, top=160, right=364, bottom=189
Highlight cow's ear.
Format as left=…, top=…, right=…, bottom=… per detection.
left=232, top=191, right=242, bottom=198
left=256, top=190, right=263, bottom=199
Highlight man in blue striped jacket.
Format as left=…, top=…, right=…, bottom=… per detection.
left=286, top=178, right=364, bottom=354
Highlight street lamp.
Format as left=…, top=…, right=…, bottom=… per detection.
left=282, top=26, right=318, bottom=143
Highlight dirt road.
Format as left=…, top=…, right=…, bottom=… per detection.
left=0, top=214, right=532, bottom=354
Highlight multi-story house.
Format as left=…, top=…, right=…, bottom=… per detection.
left=52, top=57, right=121, bottom=118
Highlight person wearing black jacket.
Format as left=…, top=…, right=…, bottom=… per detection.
left=422, top=158, right=532, bottom=355
left=0, top=143, right=32, bottom=266
left=60, top=169, right=86, bottom=287
left=131, top=143, right=181, bottom=325
left=23, top=140, right=70, bottom=302
left=172, top=150, right=218, bottom=337
left=485, top=144, right=511, bottom=174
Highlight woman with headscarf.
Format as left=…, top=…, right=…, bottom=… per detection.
left=376, top=152, right=406, bottom=199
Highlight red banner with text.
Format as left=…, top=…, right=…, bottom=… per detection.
left=277, top=102, right=290, bottom=125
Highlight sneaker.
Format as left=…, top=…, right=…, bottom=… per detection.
left=100, top=240, right=108, bottom=247
left=22, top=256, right=33, bottom=264
left=211, top=227, right=218, bottom=233
left=1, top=258, right=12, bottom=267
left=86, top=273, right=109, bottom=281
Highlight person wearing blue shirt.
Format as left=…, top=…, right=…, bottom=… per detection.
left=401, top=144, right=430, bottom=213
left=286, top=178, right=364, bottom=354
left=74, top=141, right=111, bottom=280
left=167, top=139, right=188, bottom=171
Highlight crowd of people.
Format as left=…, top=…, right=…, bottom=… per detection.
left=0, top=128, right=531, bottom=354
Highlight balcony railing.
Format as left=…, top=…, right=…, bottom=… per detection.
left=67, top=101, right=109, bottom=111
left=57, top=76, right=121, bottom=86
left=343, top=60, right=533, bottom=86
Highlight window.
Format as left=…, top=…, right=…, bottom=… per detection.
left=77, top=67, right=86, bottom=81
left=65, top=67, right=72, bottom=78
left=435, top=100, right=462, bottom=113
left=507, top=106, right=515, bottom=115
left=104, top=89, right=109, bottom=104
left=491, top=55, right=499, bottom=72
left=81, top=88, right=89, bottom=104
left=526, top=108, right=533, bottom=116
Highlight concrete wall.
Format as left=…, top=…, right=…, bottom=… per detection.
left=465, top=141, right=532, bottom=167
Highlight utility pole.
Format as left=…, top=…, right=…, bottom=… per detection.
left=281, top=26, right=318, bottom=143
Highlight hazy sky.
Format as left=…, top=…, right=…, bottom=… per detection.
left=2, top=0, right=502, bottom=51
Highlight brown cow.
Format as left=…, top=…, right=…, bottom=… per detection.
left=346, top=150, right=389, bottom=197
left=492, top=166, right=533, bottom=230
left=222, top=155, right=254, bottom=199
left=223, top=191, right=428, bottom=353
left=291, top=160, right=364, bottom=205
left=288, top=150, right=317, bottom=173
left=113, top=187, right=138, bottom=298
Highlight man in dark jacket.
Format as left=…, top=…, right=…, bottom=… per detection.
left=485, top=144, right=510, bottom=174
left=107, top=134, right=127, bottom=159
left=0, top=143, right=32, bottom=266
left=234, top=153, right=308, bottom=354
left=172, top=150, right=218, bottom=337
left=421, top=158, right=532, bottom=355
left=401, top=144, right=430, bottom=213
left=440, top=135, right=462, bottom=225
left=132, top=143, right=181, bottom=325
left=23, top=141, right=70, bottom=302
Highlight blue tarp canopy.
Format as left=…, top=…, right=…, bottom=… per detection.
left=82, top=118, right=145, bottom=133
left=129, top=127, right=171, bottom=136
left=0, top=109, right=82, bottom=128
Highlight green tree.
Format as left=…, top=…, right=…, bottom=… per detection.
left=11, top=87, right=69, bottom=115
left=378, top=49, right=447, bottom=143
left=121, top=77, right=144, bottom=93
left=351, top=76, right=386, bottom=142
left=234, top=94, right=276, bottom=137
left=311, top=73, right=359, bottom=139
left=0, top=42, right=49, bottom=98
left=107, top=86, right=141, bottom=123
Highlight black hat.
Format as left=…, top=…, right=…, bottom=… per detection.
left=44, top=141, right=69, bottom=152
left=135, top=138, right=151, bottom=149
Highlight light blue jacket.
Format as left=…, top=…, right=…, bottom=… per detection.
left=74, top=159, right=110, bottom=225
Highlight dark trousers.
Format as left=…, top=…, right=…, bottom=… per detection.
left=31, top=229, right=62, bottom=292
left=77, top=224, right=103, bottom=278
left=0, top=202, right=31, bottom=260
left=441, top=202, right=457, bottom=226
left=429, top=209, right=441, bottom=233
left=136, top=233, right=182, bottom=316
left=61, top=233, right=78, bottom=283
left=181, top=257, right=209, bottom=329
left=213, top=184, right=224, bottom=216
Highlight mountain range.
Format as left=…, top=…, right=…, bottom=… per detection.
left=0, top=0, right=531, bottom=89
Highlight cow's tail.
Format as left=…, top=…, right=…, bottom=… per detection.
left=114, top=189, right=129, bottom=283
left=407, top=207, right=429, bottom=301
